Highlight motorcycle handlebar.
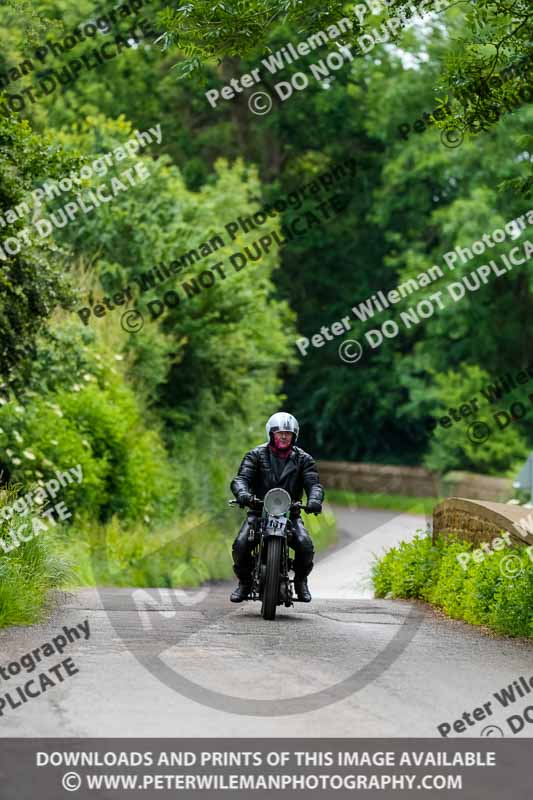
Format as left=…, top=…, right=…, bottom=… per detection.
left=228, top=497, right=313, bottom=513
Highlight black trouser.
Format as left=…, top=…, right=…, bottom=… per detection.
left=232, top=514, right=314, bottom=583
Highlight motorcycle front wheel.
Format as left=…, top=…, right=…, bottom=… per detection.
left=261, top=538, right=282, bottom=621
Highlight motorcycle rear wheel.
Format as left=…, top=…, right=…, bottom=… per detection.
left=261, top=538, right=282, bottom=621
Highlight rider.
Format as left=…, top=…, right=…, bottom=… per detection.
left=229, top=412, right=324, bottom=604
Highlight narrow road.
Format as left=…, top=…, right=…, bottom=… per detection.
left=0, top=506, right=531, bottom=738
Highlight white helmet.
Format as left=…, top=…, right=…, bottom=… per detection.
left=266, top=412, right=299, bottom=444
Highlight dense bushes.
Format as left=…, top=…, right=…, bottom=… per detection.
left=373, top=533, right=533, bottom=638
left=0, top=330, right=176, bottom=523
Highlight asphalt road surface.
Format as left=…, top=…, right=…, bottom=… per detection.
left=1, top=506, right=531, bottom=738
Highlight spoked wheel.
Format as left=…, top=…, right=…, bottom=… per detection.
left=261, top=538, right=282, bottom=620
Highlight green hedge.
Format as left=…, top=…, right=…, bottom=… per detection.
left=372, top=533, right=533, bottom=638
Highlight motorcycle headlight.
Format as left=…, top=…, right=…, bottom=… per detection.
left=263, top=488, right=291, bottom=516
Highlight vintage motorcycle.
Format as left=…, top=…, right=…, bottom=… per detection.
left=229, top=487, right=310, bottom=620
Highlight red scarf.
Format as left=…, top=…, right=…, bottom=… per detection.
left=269, top=443, right=292, bottom=460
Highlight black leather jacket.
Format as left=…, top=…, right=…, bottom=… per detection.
left=231, top=443, right=324, bottom=512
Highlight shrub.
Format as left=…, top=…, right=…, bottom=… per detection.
left=373, top=532, right=533, bottom=638
left=373, top=533, right=442, bottom=599
left=0, top=358, right=176, bottom=524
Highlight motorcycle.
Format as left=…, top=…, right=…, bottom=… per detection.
left=229, top=487, right=311, bottom=620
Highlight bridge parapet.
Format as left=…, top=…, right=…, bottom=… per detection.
left=433, top=497, right=533, bottom=547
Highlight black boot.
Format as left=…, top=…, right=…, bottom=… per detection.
left=230, top=581, right=251, bottom=603
left=294, top=577, right=312, bottom=603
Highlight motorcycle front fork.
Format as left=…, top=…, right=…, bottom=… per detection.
left=250, top=534, right=294, bottom=606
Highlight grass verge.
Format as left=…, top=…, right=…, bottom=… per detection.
left=58, top=506, right=337, bottom=589
left=327, top=489, right=440, bottom=516
left=372, top=532, right=533, bottom=638
left=0, top=498, right=336, bottom=627
left=0, top=491, right=71, bottom=628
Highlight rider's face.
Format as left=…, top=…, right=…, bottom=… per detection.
left=273, top=430, right=293, bottom=448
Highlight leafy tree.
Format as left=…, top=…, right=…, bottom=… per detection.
left=0, top=114, right=76, bottom=376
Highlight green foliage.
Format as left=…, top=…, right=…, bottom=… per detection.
left=372, top=533, right=441, bottom=598
left=0, top=114, right=77, bottom=373
left=0, top=487, right=71, bottom=626
left=436, top=0, right=531, bottom=147
left=156, top=0, right=532, bottom=174
left=422, top=365, right=529, bottom=474
left=0, top=329, right=176, bottom=522
left=0, top=0, right=530, bottom=630
left=156, top=0, right=350, bottom=69
left=0, top=85, right=310, bottom=626
left=373, top=533, right=533, bottom=638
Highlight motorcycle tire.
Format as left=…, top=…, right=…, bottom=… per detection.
left=261, top=538, right=282, bottom=621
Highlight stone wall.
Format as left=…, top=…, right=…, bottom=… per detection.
left=432, top=498, right=533, bottom=547
left=318, top=461, right=513, bottom=501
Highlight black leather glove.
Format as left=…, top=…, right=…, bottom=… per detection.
left=307, top=500, right=322, bottom=515
left=237, top=491, right=253, bottom=508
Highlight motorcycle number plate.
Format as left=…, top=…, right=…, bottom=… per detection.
left=266, top=517, right=287, bottom=536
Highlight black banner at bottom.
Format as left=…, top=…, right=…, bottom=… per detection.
left=0, top=739, right=529, bottom=799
